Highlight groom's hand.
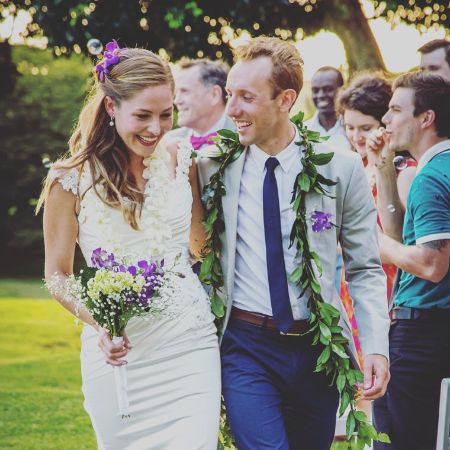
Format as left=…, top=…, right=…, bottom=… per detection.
left=362, top=354, right=390, bottom=400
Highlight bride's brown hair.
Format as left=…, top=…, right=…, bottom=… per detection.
left=36, top=47, right=174, bottom=229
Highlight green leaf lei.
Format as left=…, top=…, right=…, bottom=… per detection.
left=199, top=112, right=390, bottom=448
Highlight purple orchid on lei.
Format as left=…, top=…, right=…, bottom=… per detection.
left=310, top=210, right=334, bottom=232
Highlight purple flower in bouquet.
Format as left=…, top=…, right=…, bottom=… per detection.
left=136, top=260, right=166, bottom=307
left=138, top=260, right=159, bottom=277
left=127, top=265, right=137, bottom=276
left=91, top=247, right=118, bottom=268
left=310, top=210, right=334, bottom=233
left=84, top=250, right=182, bottom=318
left=115, top=264, right=140, bottom=276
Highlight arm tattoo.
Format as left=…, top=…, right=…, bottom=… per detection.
left=422, top=239, right=450, bottom=251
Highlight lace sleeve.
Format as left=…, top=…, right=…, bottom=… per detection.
left=49, top=167, right=79, bottom=196
left=175, top=140, right=194, bottom=182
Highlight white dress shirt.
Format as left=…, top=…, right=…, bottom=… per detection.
left=305, top=112, right=351, bottom=152
left=190, top=113, right=227, bottom=140
left=233, top=126, right=309, bottom=319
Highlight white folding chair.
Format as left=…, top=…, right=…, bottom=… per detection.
left=436, top=378, right=450, bottom=450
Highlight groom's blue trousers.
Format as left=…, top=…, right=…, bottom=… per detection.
left=221, top=318, right=339, bottom=450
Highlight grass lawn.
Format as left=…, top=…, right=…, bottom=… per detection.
left=0, top=278, right=51, bottom=299
left=0, top=298, right=96, bottom=450
left=0, top=279, right=359, bottom=449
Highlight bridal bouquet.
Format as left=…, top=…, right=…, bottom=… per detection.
left=74, top=247, right=182, bottom=417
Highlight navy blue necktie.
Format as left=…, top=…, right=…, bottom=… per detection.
left=263, top=157, right=294, bottom=333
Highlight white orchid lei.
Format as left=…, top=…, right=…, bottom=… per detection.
left=82, top=143, right=174, bottom=260
left=46, top=142, right=181, bottom=311
left=141, top=144, right=173, bottom=258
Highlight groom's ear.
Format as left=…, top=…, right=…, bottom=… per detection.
left=278, top=89, right=297, bottom=113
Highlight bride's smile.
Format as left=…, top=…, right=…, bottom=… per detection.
left=104, top=83, right=174, bottom=158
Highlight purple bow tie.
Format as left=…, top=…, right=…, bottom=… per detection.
left=190, top=132, right=217, bottom=150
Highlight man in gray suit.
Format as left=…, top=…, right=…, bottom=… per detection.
left=197, top=36, right=390, bottom=450
left=166, top=58, right=235, bottom=150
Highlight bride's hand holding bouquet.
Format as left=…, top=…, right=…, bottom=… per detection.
left=97, top=328, right=131, bottom=367
left=67, top=247, right=182, bottom=417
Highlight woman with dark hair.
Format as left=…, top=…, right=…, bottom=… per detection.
left=336, top=74, right=416, bottom=362
left=36, top=42, right=220, bottom=449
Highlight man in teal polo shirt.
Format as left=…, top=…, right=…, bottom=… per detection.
left=367, top=71, right=450, bottom=450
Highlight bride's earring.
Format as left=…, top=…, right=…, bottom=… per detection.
left=109, top=116, right=115, bottom=127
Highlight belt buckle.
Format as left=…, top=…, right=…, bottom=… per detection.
left=280, top=331, right=301, bottom=337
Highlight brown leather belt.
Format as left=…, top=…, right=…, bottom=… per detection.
left=391, top=306, right=450, bottom=321
left=230, top=307, right=309, bottom=336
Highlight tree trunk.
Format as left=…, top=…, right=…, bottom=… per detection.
left=325, top=0, right=387, bottom=75
left=0, top=41, right=17, bottom=98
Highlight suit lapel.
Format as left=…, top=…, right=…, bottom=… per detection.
left=222, top=149, right=246, bottom=302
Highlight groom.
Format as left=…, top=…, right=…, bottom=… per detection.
left=197, top=36, right=390, bottom=450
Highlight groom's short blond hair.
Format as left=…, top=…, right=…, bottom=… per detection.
left=233, top=36, right=304, bottom=99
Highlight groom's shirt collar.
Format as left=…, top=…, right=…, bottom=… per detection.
left=249, top=125, right=301, bottom=174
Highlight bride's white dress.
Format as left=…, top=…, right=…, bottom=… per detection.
left=54, top=143, right=221, bottom=449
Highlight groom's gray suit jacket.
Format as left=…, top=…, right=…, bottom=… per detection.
left=197, top=142, right=390, bottom=364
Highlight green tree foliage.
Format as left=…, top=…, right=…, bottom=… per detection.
left=2, top=0, right=449, bottom=73
left=0, top=45, right=90, bottom=275
left=0, top=1, right=449, bottom=276
left=374, top=1, right=449, bottom=31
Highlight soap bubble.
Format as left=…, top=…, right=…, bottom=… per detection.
left=87, top=38, right=103, bottom=56
left=387, top=204, right=396, bottom=213
left=393, top=155, right=407, bottom=170
left=42, top=157, right=52, bottom=169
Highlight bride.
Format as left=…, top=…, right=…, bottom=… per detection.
left=36, top=42, right=221, bottom=449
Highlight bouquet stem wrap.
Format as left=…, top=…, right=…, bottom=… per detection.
left=112, top=336, right=130, bottom=418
